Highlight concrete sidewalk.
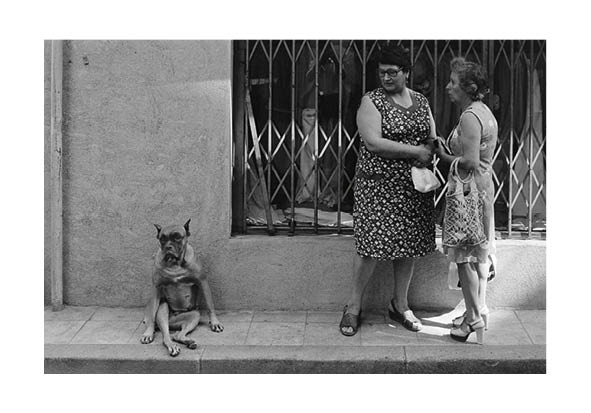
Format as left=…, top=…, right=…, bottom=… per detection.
left=44, top=306, right=546, bottom=373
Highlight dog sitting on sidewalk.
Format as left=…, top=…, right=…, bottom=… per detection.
left=140, top=219, right=223, bottom=356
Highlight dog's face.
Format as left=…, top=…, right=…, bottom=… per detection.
left=154, top=219, right=191, bottom=264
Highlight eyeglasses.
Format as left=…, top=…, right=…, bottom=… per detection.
left=378, top=68, right=403, bottom=78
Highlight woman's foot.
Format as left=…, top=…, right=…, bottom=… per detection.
left=388, top=300, right=422, bottom=332
left=450, top=317, right=485, bottom=344
left=452, top=305, right=490, bottom=329
left=339, top=305, right=361, bottom=336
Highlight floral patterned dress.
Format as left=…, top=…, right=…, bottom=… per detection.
left=353, top=88, right=436, bottom=260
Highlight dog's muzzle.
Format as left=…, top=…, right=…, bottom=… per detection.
left=164, top=251, right=180, bottom=263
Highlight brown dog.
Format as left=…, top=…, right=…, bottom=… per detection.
left=140, top=219, right=223, bottom=356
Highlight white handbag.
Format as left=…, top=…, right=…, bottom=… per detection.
left=411, top=166, right=441, bottom=193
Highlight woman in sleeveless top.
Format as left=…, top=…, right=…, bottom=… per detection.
left=339, top=44, right=437, bottom=336
left=435, top=57, right=498, bottom=344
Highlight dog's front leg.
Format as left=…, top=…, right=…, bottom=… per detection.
left=140, top=287, right=160, bottom=344
left=199, top=279, right=224, bottom=332
left=155, top=302, right=181, bottom=357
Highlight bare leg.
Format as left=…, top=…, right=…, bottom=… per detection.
left=390, top=257, right=415, bottom=312
left=155, top=302, right=181, bottom=357
left=475, top=263, right=489, bottom=309
left=388, top=257, right=421, bottom=328
left=170, top=310, right=200, bottom=350
left=345, top=254, right=378, bottom=314
left=457, top=263, right=481, bottom=323
left=341, top=254, right=377, bottom=335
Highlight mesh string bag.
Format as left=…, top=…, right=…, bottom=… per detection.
left=442, top=158, right=487, bottom=247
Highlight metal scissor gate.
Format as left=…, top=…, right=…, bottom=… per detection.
left=231, top=40, right=546, bottom=238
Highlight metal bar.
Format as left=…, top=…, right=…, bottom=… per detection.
left=362, top=40, right=367, bottom=93
left=337, top=40, right=343, bottom=233
left=433, top=40, right=438, bottom=129
left=244, top=41, right=251, bottom=234
left=409, top=40, right=415, bottom=88
left=245, top=87, right=275, bottom=235
left=488, top=40, right=496, bottom=203
left=527, top=40, right=534, bottom=236
left=486, top=40, right=493, bottom=109
left=267, top=41, right=273, bottom=204
left=50, top=40, right=64, bottom=311
left=508, top=41, right=515, bottom=237
left=314, top=40, right=319, bottom=233
left=432, top=40, right=441, bottom=207
left=289, top=40, right=296, bottom=235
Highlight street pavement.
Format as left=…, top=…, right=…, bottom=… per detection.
left=44, top=305, right=545, bottom=373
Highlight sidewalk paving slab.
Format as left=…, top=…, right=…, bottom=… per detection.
left=45, top=321, right=87, bottom=344
left=515, top=310, right=546, bottom=345
left=304, top=323, right=361, bottom=346
left=70, top=321, right=141, bottom=345
left=44, top=306, right=97, bottom=321
left=246, top=321, right=306, bottom=345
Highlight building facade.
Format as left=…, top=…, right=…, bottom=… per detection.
left=44, top=40, right=546, bottom=311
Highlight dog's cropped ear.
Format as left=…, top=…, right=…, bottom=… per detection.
left=154, top=224, right=162, bottom=238
left=184, top=219, right=191, bottom=237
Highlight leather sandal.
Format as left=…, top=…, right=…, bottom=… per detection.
left=388, top=300, right=422, bottom=332
left=339, top=305, right=360, bottom=337
left=452, top=305, right=490, bottom=330
left=450, top=317, right=485, bottom=344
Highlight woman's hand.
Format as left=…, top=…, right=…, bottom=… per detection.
left=434, top=137, right=453, bottom=163
left=414, top=144, right=433, bottom=167
left=434, top=138, right=446, bottom=158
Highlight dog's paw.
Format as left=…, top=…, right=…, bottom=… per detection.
left=140, top=333, right=154, bottom=344
left=209, top=321, right=224, bottom=333
left=166, top=343, right=181, bottom=357
left=172, top=333, right=198, bottom=350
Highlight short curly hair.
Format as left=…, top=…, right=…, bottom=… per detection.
left=377, top=44, right=411, bottom=72
left=450, top=57, right=489, bottom=101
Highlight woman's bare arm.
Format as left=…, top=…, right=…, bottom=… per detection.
left=357, top=95, right=432, bottom=164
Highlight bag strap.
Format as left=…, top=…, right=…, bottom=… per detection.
left=451, top=157, right=474, bottom=184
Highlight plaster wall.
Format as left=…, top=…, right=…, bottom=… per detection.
left=211, top=237, right=546, bottom=311
left=45, top=40, right=232, bottom=306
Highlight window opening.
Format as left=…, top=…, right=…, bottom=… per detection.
left=232, top=40, right=546, bottom=238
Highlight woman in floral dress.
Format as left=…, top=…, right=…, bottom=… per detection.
left=340, top=44, right=437, bottom=336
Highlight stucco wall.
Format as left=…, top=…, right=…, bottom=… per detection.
left=45, top=40, right=232, bottom=306
left=210, top=237, right=546, bottom=311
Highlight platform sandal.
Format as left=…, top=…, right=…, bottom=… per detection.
left=452, top=305, right=489, bottom=330
left=339, top=305, right=361, bottom=337
left=450, top=318, right=485, bottom=344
